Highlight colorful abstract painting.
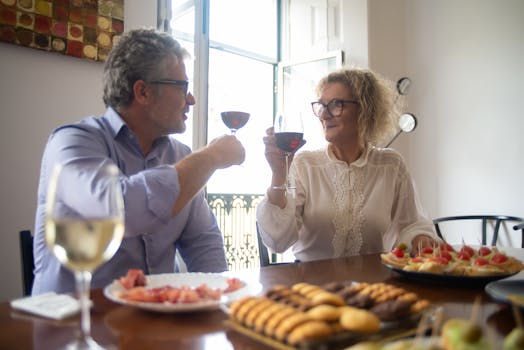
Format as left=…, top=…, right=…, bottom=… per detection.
left=0, top=0, right=124, bottom=61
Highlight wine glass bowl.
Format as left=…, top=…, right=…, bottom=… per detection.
left=221, top=111, right=250, bottom=134
left=274, top=132, right=303, bottom=153
left=273, top=113, right=304, bottom=191
left=46, top=162, right=124, bottom=349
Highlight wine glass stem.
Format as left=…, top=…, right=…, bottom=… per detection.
left=285, top=153, right=290, bottom=189
left=75, top=270, right=93, bottom=344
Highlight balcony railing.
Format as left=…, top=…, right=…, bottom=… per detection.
left=207, top=193, right=265, bottom=270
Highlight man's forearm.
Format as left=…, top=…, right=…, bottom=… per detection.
left=172, top=148, right=218, bottom=216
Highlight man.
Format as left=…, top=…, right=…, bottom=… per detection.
left=32, top=28, right=245, bottom=294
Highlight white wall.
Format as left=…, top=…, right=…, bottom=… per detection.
left=1, top=0, right=523, bottom=301
left=0, top=0, right=156, bottom=301
left=367, top=0, right=524, bottom=245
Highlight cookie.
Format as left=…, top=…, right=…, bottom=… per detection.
left=274, top=312, right=312, bottom=341
left=339, top=306, right=381, bottom=333
left=287, top=320, right=333, bottom=345
left=236, top=298, right=266, bottom=323
left=229, top=296, right=255, bottom=318
left=244, top=298, right=274, bottom=328
left=253, top=302, right=287, bottom=333
left=310, top=292, right=346, bottom=306
left=264, top=306, right=297, bottom=337
left=306, top=304, right=342, bottom=322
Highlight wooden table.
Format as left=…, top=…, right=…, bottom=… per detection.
left=0, top=253, right=518, bottom=349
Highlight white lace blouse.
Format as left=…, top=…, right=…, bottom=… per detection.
left=256, top=146, right=436, bottom=262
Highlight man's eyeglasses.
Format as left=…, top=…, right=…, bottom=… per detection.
left=150, top=79, right=189, bottom=95
left=311, top=99, right=358, bottom=118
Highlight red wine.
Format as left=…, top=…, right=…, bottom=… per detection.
left=221, top=111, right=250, bottom=131
left=275, top=132, right=303, bottom=153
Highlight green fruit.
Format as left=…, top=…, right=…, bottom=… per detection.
left=504, top=328, right=524, bottom=350
left=442, top=319, right=490, bottom=350
left=461, top=323, right=482, bottom=343
left=397, top=242, right=408, bottom=251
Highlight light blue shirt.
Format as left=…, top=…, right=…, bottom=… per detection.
left=32, top=107, right=227, bottom=295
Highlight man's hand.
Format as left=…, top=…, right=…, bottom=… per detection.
left=207, top=134, right=246, bottom=169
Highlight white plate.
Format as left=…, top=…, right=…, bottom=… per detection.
left=485, top=274, right=524, bottom=307
left=103, top=272, right=261, bottom=313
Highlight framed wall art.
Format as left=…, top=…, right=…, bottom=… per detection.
left=0, top=0, right=124, bottom=62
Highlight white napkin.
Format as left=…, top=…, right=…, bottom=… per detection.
left=10, top=292, right=82, bottom=320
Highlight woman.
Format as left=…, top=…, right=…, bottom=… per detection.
left=256, top=67, right=438, bottom=262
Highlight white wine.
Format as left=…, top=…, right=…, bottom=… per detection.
left=46, top=218, right=124, bottom=273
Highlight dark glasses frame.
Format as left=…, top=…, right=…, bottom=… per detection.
left=150, top=79, right=189, bottom=94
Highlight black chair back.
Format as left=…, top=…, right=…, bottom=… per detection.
left=19, top=230, right=34, bottom=296
left=256, top=223, right=270, bottom=267
left=433, top=215, right=524, bottom=248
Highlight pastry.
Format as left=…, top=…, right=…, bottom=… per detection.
left=253, top=302, right=287, bottom=333
left=274, top=312, right=312, bottom=341
left=339, top=306, right=381, bottom=333
left=263, top=306, right=297, bottom=337
left=286, top=320, right=333, bottom=345
left=244, top=298, right=274, bottom=328
left=306, top=304, right=342, bottom=322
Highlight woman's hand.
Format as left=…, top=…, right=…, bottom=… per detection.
left=411, top=234, right=441, bottom=256
left=263, top=127, right=305, bottom=208
left=263, top=127, right=306, bottom=186
left=263, top=127, right=287, bottom=186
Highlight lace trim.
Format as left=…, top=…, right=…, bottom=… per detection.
left=331, top=165, right=365, bottom=257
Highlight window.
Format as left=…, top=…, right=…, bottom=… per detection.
left=167, top=0, right=343, bottom=267
left=278, top=51, right=344, bottom=151
left=170, top=0, right=278, bottom=195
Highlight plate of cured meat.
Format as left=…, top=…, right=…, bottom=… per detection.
left=381, top=243, right=524, bottom=286
left=104, top=269, right=261, bottom=313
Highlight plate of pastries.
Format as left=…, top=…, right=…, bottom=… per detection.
left=380, top=242, right=524, bottom=285
left=227, top=281, right=432, bottom=349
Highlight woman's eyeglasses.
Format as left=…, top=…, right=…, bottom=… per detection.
left=311, top=99, right=358, bottom=118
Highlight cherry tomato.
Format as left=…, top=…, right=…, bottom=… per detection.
left=491, top=253, right=508, bottom=264
left=392, top=248, right=406, bottom=258
left=439, top=250, right=453, bottom=262
left=439, top=243, right=455, bottom=252
left=478, top=246, right=492, bottom=256
left=474, top=257, right=489, bottom=266
left=457, top=251, right=471, bottom=261
left=460, top=245, right=475, bottom=257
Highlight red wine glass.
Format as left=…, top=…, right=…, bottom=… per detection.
left=221, top=111, right=250, bottom=135
left=273, top=112, right=304, bottom=191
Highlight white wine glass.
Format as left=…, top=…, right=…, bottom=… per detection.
left=273, top=112, right=304, bottom=191
left=221, top=111, right=250, bottom=135
left=45, top=162, right=124, bottom=350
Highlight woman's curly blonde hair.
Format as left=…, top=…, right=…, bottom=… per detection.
left=316, top=67, right=401, bottom=148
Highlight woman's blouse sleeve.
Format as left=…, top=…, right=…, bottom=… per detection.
left=387, top=159, right=438, bottom=250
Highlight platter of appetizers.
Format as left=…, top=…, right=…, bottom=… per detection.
left=381, top=243, right=524, bottom=286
